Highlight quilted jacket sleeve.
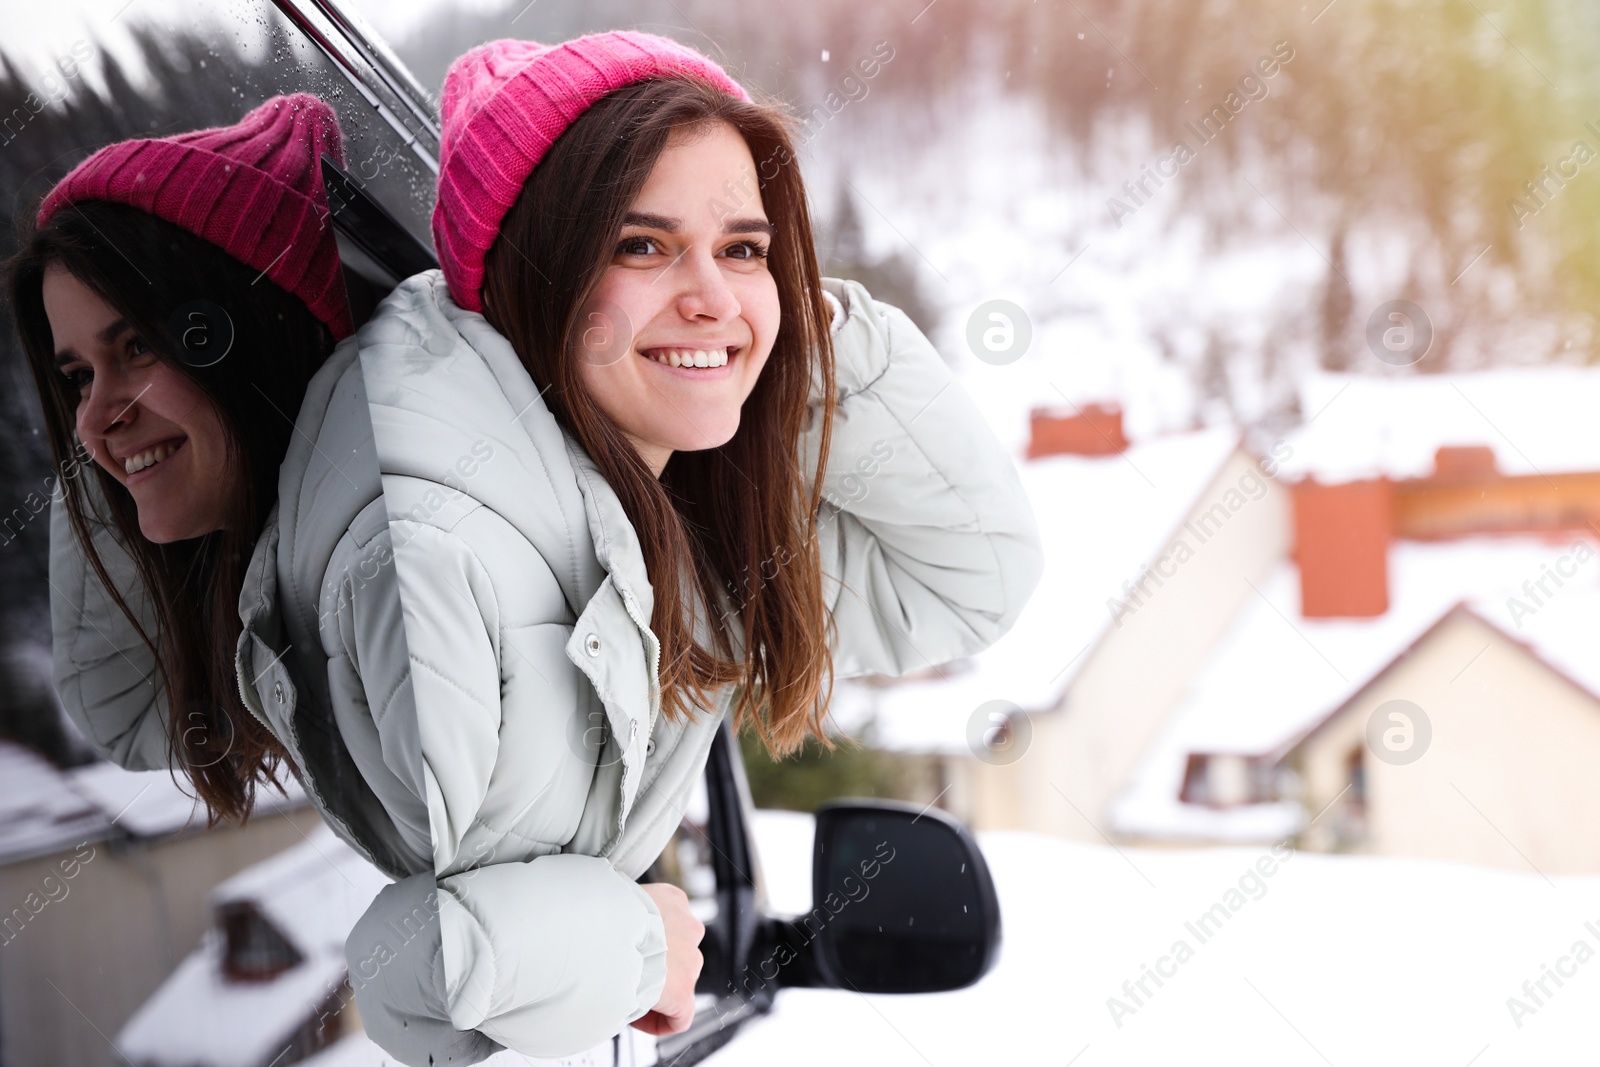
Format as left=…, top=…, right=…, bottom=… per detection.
left=47, top=480, right=168, bottom=771
left=804, top=277, right=1045, bottom=679
left=347, top=853, right=666, bottom=1066
left=340, top=504, right=667, bottom=1064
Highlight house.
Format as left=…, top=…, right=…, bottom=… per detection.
left=116, top=823, right=388, bottom=1067
left=1109, top=367, right=1600, bottom=871
left=845, top=364, right=1600, bottom=874
left=0, top=741, right=321, bottom=1067
left=1108, top=537, right=1600, bottom=861
left=829, top=378, right=1294, bottom=840
left=113, top=824, right=610, bottom=1067
left=1281, top=596, right=1600, bottom=873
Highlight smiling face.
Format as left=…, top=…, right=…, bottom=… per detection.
left=576, top=120, right=780, bottom=477
left=43, top=264, right=234, bottom=542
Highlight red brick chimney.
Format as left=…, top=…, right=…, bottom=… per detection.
left=1431, top=445, right=1496, bottom=480
left=1291, top=478, right=1393, bottom=618
left=1026, top=403, right=1127, bottom=459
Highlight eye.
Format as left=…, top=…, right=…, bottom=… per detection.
left=127, top=334, right=154, bottom=360
left=616, top=235, right=661, bottom=257
left=724, top=240, right=770, bottom=262
left=61, top=366, right=92, bottom=391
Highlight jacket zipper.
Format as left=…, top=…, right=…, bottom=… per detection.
left=236, top=641, right=273, bottom=732
left=618, top=587, right=662, bottom=729
left=236, top=630, right=394, bottom=875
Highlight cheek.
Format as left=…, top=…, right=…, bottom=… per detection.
left=149, top=366, right=229, bottom=456
left=739, top=275, right=781, bottom=349
left=192, top=401, right=230, bottom=461
left=168, top=381, right=216, bottom=425
left=572, top=358, right=633, bottom=427
left=590, top=272, right=663, bottom=347
left=151, top=364, right=202, bottom=413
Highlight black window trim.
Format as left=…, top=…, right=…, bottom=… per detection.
left=648, top=717, right=773, bottom=1066
left=269, top=0, right=440, bottom=173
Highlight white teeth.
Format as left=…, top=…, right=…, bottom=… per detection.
left=643, top=348, right=730, bottom=369
left=123, top=441, right=177, bottom=475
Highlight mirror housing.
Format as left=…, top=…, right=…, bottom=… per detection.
left=753, top=798, right=1002, bottom=993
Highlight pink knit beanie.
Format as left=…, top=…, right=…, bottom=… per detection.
left=36, top=93, right=355, bottom=341
left=433, top=31, right=751, bottom=313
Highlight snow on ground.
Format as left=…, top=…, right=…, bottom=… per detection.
left=723, top=810, right=1600, bottom=1067
left=748, top=807, right=817, bottom=918
left=1111, top=535, right=1600, bottom=840
left=828, top=426, right=1240, bottom=753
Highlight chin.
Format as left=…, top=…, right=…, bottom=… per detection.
left=136, top=510, right=216, bottom=544
left=675, top=418, right=743, bottom=454
left=136, top=520, right=189, bottom=544
left=670, top=438, right=734, bottom=458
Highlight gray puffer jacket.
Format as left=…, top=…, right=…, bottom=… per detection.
left=49, top=271, right=1044, bottom=1064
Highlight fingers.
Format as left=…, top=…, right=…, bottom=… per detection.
left=630, top=1005, right=695, bottom=1036
left=637, top=881, right=705, bottom=1035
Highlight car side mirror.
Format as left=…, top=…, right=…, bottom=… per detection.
left=756, top=798, right=1002, bottom=994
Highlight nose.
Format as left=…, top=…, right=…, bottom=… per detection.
left=77, top=364, right=143, bottom=456
left=671, top=248, right=741, bottom=323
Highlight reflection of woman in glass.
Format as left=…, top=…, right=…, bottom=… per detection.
left=334, top=32, right=1045, bottom=1063
left=5, top=94, right=352, bottom=822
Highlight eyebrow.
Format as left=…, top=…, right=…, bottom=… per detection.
left=622, top=211, right=775, bottom=238
left=54, top=318, right=132, bottom=367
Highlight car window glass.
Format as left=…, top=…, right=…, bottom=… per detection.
left=1, top=0, right=437, bottom=259
left=643, top=771, right=720, bottom=925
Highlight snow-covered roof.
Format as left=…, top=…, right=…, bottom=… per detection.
left=118, top=824, right=388, bottom=1067
left=65, top=759, right=308, bottom=838
left=1111, top=535, right=1600, bottom=840
left=119, top=932, right=352, bottom=1067
left=212, top=820, right=387, bottom=956
left=830, top=425, right=1242, bottom=753
left=0, top=741, right=311, bottom=864
left=0, top=742, right=107, bottom=865
left=1283, top=367, right=1600, bottom=482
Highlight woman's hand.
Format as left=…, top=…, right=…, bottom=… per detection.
left=631, top=882, right=706, bottom=1036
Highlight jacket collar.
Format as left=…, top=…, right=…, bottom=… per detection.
left=563, top=438, right=655, bottom=626
left=235, top=502, right=286, bottom=716
left=418, top=270, right=657, bottom=621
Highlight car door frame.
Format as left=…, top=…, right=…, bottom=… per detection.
left=641, top=716, right=774, bottom=1066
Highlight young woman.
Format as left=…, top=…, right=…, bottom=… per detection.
left=326, top=31, right=1046, bottom=1066
left=6, top=94, right=356, bottom=825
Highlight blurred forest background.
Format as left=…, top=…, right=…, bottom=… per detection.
left=5, top=0, right=1600, bottom=804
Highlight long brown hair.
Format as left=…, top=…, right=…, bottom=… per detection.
left=6, top=200, right=334, bottom=823
left=481, top=77, right=839, bottom=760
